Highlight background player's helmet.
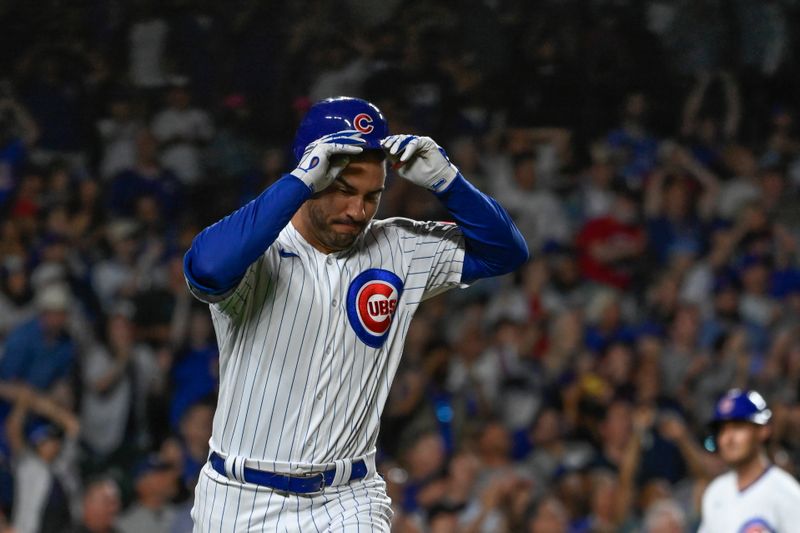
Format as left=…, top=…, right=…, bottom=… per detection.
left=292, top=96, right=389, bottom=162
left=710, top=389, right=772, bottom=430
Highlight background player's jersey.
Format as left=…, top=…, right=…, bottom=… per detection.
left=189, top=218, right=465, bottom=472
left=699, top=466, right=800, bottom=532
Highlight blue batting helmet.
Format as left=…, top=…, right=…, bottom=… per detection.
left=710, top=389, right=772, bottom=429
left=292, top=96, right=389, bottom=162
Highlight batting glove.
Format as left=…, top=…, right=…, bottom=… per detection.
left=290, top=130, right=365, bottom=193
left=381, top=135, right=458, bottom=192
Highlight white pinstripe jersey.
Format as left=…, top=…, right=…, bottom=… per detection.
left=189, top=218, right=465, bottom=472
left=699, top=466, right=800, bottom=532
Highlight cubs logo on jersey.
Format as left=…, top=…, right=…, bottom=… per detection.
left=346, top=269, right=403, bottom=347
left=739, top=518, right=775, bottom=533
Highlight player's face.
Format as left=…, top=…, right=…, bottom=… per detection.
left=717, top=421, right=766, bottom=466
left=305, top=157, right=386, bottom=253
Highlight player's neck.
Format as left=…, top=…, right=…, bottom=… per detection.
left=734, top=452, right=770, bottom=492
left=290, top=213, right=332, bottom=254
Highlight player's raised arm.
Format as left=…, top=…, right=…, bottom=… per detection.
left=381, top=134, right=529, bottom=283
left=183, top=131, right=365, bottom=297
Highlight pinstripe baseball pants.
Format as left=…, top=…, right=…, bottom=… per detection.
left=192, top=462, right=393, bottom=532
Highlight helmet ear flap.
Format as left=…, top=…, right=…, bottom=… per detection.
left=292, top=97, right=389, bottom=163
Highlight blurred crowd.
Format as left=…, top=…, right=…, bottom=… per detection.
left=0, top=0, right=799, bottom=532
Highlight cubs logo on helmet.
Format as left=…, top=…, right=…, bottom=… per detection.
left=739, top=518, right=775, bottom=533
left=353, top=113, right=374, bottom=134
left=718, top=395, right=735, bottom=415
left=346, top=269, right=403, bottom=348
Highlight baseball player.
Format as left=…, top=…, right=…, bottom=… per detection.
left=699, top=389, right=800, bottom=532
left=183, top=96, right=528, bottom=531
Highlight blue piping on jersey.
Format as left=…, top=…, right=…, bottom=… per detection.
left=738, top=464, right=773, bottom=494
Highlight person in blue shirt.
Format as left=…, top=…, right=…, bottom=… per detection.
left=0, top=284, right=75, bottom=392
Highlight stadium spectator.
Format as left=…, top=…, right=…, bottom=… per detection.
left=0, top=84, right=39, bottom=207
left=68, top=476, right=122, bottom=533
left=151, top=82, right=213, bottom=185
left=0, top=283, right=75, bottom=391
left=491, top=152, right=570, bottom=252
left=0, top=256, right=35, bottom=338
left=641, top=498, right=687, bottom=533
left=2, top=384, right=80, bottom=533
left=79, top=303, right=139, bottom=464
left=572, top=140, right=617, bottom=223
left=525, top=494, right=569, bottom=533
left=606, top=92, right=661, bottom=185
left=679, top=71, right=741, bottom=171
left=206, top=94, right=258, bottom=183
left=167, top=308, right=217, bottom=428
left=90, top=220, right=142, bottom=312
left=127, top=5, right=169, bottom=95
left=576, top=181, right=647, bottom=290
left=0, top=3, right=799, bottom=531
left=106, top=130, right=183, bottom=221
left=172, top=400, right=212, bottom=492
left=96, top=90, right=143, bottom=181
left=115, top=454, right=178, bottom=533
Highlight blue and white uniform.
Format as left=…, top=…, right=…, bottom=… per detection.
left=184, top=100, right=528, bottom=531
left=699, top=465, right=800, bottom=533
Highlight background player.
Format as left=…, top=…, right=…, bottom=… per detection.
left=183, top=96, right=527, bottom=531
left=699, top=389, right=800, bottom=532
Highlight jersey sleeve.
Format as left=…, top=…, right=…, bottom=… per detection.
left=185, top=254, right=263, bottom=319
left=394, top=219, right=467, bottom=301
left=183, top=174, right=311, bottom=299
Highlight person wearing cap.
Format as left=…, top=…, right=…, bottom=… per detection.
left=0, top=282, right=75, bottom=391
left=699, top=389, right=800, bottom=532
left=115, top=454, right=178, bottom=533
left=1, top=383, right=80, bottom=533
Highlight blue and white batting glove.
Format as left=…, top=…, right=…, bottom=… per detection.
left=381, top=135, right=458, bottom=193
left=290, top=130, right=365, bottom=193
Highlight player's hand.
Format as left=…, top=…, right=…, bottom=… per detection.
left=290, top=130, right=365, bottom=193
left=381, top=134, right=458, bottom=192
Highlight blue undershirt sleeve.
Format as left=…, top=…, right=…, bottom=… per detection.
left=433, top=173, right=529, bottom=283
left=183, top=174, right=312, bottom=295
